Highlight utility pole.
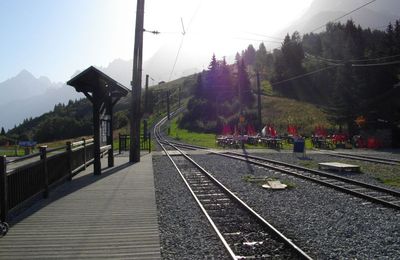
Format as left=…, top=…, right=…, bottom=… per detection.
left=130, top=0, right=145, bottom=163
left=166, top=90, right=170, bottom=120
left=256, top=71, right=262, bottom=131
left=178, top=87, right=181, bottom=107
left=144, top=74, right=149, bottom=114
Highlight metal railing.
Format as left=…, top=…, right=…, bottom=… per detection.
left=0, top=138, right=108, bottom=222
left=118, top=133, right=151, bottom=154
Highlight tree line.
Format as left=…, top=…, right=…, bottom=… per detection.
left=181, top=19, right=400, bottom=136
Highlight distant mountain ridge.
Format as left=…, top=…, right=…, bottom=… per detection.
left=0, top=70, right=82, bottom=130
left=279, top=0, right=400, bottom=36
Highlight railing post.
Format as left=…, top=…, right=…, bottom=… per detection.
left=40, top=146, right=49, bottom=199
left=82, top=138, right=87, bottom=170
left=119, top=133, right=122, bottom=154
left=66, top=141, right=72, bottom=181
left=0, top=156, right=8, bottom=222
left=148, top=133, right=151, bottom=153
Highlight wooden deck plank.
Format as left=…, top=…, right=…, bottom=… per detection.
left=0, top=154, right=161, bottom=259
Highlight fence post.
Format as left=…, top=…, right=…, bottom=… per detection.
left=82, top=138, right=87, bottom=170
left=66, top=142, right=72, bottom=181
left=0, top=156, right=8, bottom=222
left=40, top=146, right=49, bottom=199
left=119, top=133, right=122, bottom=154
left=148, top=133, right=151, bottom=153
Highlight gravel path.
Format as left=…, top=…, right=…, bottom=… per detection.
left=193, top=154, right=400, bottom=259
left=153, top=155, right=229, bottom=260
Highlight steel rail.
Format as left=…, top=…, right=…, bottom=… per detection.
left=219, top=152, right=400, bottom=210
left=154, top=117, right=313, bottom=259
left=316, top=150, right=400, bottom=165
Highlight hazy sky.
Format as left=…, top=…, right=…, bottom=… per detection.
left=0, top=0, right=313, bottom=83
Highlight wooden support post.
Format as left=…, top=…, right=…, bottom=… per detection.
left=66, top=141, right=73, bottom=180
left=148, top=133, right=151, bottom=153
left=143, top=119, right=148, bottom=142
left=0, top=156, right=8, bottom=222
left=40, top=146, right=49, bottom=198
left=107, top=97, right=114, bottom=168
left=93, top=90, right=101, bottom=175
left=119, top=133, right=122, bottom=154
left=82, top=138, right=87, bottom=170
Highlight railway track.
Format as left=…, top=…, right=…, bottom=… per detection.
left=154, top=117, right=313, bottom=259
left=316, top=150, right=400, bottom=166
left=218, top=151, right=400, bottom=210
left=158, top=138, right=400, bottom=210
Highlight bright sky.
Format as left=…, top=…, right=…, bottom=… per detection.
left=0, top=0, right=313, bottom=83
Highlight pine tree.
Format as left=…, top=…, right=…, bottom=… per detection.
left=236, top=59, right=253, bottom=108
left=0, top=127, right=5, bottom=136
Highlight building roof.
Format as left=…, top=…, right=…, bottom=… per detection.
left=67, top=66, right=130, bottom=97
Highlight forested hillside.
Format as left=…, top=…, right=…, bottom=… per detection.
left=181, top=19, right=400, bottom=136
left=3, top=19, right=400, bottom=143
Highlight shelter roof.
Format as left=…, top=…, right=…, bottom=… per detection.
left=67, top=66, right=130, bottom=97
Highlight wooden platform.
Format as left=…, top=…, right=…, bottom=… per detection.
left=318, top=162, right=360, bottom=172
left=0, top=154, right=161, bottom=259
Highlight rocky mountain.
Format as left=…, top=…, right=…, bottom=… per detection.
left=280, top=0, right=400, bottom=37
left=0, top=70, right=82, bottom=130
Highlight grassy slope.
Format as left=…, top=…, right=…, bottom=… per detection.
left=260, top=95, right=331, bottom=135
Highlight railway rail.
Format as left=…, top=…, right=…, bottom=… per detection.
left=219, top=151, right=400, bottom=210
left=154, top=117, right=313, bottom=259
left=316, top=150, right=400, bottom=166
left=158, top=136, right=400, bottom=210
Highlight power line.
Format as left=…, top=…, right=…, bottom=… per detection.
left=306, top=52, right=400, bottom=64
left=310, top=0, right=377, bottom=33
left=168, top=0, right=203, bottom=81
left=352, top=60, right=400, bottom=67
left=242, top=31, right=284, bottom=41
left=271, top=66, right=340, bottom=86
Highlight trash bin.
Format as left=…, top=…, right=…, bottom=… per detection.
left=293, top=138, right=305, bottom=153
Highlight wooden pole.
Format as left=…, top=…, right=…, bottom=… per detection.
left=0, top=156, right=8, bottom=222
left=256, top=71, right=262, bottom=131
left=167, top=90, right=170, bottom=120
left=93, top=89, right=101, bottom=175
left=40, top=146, right=49, bottom=198
left=130, top=0, right=145, bottom=163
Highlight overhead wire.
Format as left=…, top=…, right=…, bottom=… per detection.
left=168, top=0, right=203, bottom=81
left=310, top=0, right=377, bottom=33
left=271, top=66, right=340, bottom=86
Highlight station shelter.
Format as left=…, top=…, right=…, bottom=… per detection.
left=67, top=66, right=129, bottom=175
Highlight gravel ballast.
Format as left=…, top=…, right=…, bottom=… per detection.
left=249, top=151, right=400, bottom=192
left=193, top=154, right=400, bottom=259
left=153, top=155, right=230, bottom=260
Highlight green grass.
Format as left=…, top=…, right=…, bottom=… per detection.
left=168, top=117, right=219, bottom=148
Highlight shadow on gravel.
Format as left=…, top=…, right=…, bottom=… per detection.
left=241, top=146, right=255, bottom=175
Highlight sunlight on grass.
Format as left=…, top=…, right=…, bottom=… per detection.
left=168, top=118, right=218, bottom=148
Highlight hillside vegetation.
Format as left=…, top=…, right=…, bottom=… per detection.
left=2, top=19, right=399, bottom=145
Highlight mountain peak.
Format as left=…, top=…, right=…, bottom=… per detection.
left=17, top=69, right=35, bottom=79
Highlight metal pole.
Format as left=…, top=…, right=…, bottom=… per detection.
left=256, top=71, right=262, bottom=131
left=130, top=0, right=145, bottom=163
left=145, top=74, right=149, bottom=114
left=167, top=90, right=170, bottom=120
